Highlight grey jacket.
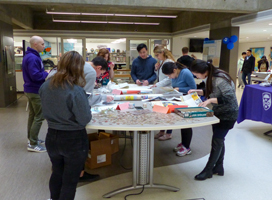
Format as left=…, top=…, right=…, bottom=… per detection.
left=39, top=81, right=92, bottom=131
left=47, top=62, right=107, bottom=106
left=209, top=74, right=238, bottom=121
left=155, top=59, right=174, bottom=87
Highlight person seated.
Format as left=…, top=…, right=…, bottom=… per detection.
left=130, top=43, right=157, bottom=86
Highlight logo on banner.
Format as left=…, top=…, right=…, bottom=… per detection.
left=263, top=92, right=271, bottom=111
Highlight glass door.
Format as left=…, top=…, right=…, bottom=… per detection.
left=126, top=39, right=149, bottom=69
left=61, top=37, right=86, bottom=60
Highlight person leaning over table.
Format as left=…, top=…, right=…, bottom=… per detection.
left=156, top=62, right=197, bottom=157
left=188, top=59, right=238, bottom=181
left=47, top=56, right=114, bottom=182
left=39, top=51, right=92, bottom=200
left=96, top=48, right=115, bottom=85
left=130, top=43, right=157, bottom=86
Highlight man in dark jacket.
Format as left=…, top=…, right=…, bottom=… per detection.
left=177, top=47, right=195, bottom=68
left=22, top=36, right=48, bottom=152
left=241, top=49, right=255, bottom=85
left=130, top=43, right=157, bottom=86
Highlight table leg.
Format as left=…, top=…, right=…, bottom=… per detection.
left=103, top=130, right=179, bottom=198
left=264, top=130, right=272, bottom=136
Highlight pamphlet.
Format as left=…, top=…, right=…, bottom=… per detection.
left=180, top=92, right=202, bottom=107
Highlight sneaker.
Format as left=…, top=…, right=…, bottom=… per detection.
left=176, top=146, right=191, bottom=157
left=28, top=139, right=45, bottom=145
left=155, top=131, right=165, bottom=139
left=173, top=143, right=183, bottom=152
left=38, top=139, right=45, bottom=145
left=27, top=144, right=47, bottom=152
left=79, top=172, right=100, bottom=182
left=158, top=133, right=172, bottom=141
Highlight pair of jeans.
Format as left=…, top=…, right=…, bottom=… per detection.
left=242, top=71, right=252, bottom=85
left=25, top=93, right=44, bottom=145
left=212, top=120, right=236, bottom=139
left=46, top=128, right=89, bottom=200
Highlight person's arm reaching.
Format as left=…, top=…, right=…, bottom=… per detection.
left=130, top=61, right=138, bottom=83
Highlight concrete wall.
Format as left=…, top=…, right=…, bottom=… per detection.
left=0, top=19, right=17, bottom=107
left=172, top=36, right=203, bottom=61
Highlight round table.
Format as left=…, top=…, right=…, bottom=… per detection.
left=86, top=102, right=219, bottom=198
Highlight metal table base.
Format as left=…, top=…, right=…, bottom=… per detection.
left=103, top=131, right=179, bottom=198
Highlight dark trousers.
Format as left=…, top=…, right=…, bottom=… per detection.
left=46, top=128, right=88, bottom=200
left=181, top=128, right=192, bottom=149
left=212, top=120, right=236, bottom=139
left=242, top=71, right=252, bottom=85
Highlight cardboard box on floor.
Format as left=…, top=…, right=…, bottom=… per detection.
left=85, top=132, right=119, bottom=169
left=99, top=132, right=119, bottom=154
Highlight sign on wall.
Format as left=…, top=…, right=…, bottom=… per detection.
left=202, top=40, right=222, bottom=68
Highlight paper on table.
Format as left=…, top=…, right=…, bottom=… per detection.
left=112, top=89, right=122, bottom=95
left=153, top=105, right=171, bottom=114
left=180, top=92, right=202, bottom=107
left=116, top=102, right=130, bottom=110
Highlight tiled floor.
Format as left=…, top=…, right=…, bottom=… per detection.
left=2, top=85, right=272, bottom=200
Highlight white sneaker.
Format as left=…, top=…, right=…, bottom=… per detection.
left=176, top=146, right=191, bottom=157
left=27, top=145, right=47, bottom=153
left=173, top=143, right=183, bottom=152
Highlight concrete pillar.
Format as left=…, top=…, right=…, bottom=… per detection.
left=209, top=20, right=239, bottom=83
left=0, top=13, right=17, bottom=107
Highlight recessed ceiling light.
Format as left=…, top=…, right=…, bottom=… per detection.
left=246, top=37, right=249, bottom=38
left=269, top=23, right=272, bottom=25
left=194, top=36, right=197, bottom=37
left=263, top=30, right=267, bottom=31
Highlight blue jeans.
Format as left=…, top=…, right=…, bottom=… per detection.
left=242, top=72, right=251, bottom=85
left=46, top=128, right=88, bottom=200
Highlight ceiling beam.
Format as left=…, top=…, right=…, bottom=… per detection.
left=0, top=5, right=33, bottom=29
left=0, top=0, right=257, bottom=13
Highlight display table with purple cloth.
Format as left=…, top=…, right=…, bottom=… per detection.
left=237, top=84, right=272, bottom=135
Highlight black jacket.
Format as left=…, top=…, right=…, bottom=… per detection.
left=242, top=55, right=255, bottom=73
left=177, top=55, right=194, bottom=68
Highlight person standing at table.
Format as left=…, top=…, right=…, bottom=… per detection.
left=160, top=62, right=196, bottom=156
left=189, top=59, right=238, bottom=181
left=151, top=45, right=175, bottom=140
left=22, top=35, right=48, bottom=152
left=241, top=49, right=255, bottom=85
left=47, top=56, right=114, bottom=182
left=96, top=48, right=115, bottom=85
left=237, top=52, right=246, bottom=88
left=177, top=47, right=195, bottom=68
left=152, top=45, right=175, bottom=87
left=39, top=51, right=92, bottom=200
left=130, top=43, right=157, bottom=86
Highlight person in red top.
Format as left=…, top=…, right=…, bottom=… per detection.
left=96, top=48, right=114, bottom=85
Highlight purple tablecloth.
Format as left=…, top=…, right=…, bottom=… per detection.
left=237, top=84, right=272, bottom=124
